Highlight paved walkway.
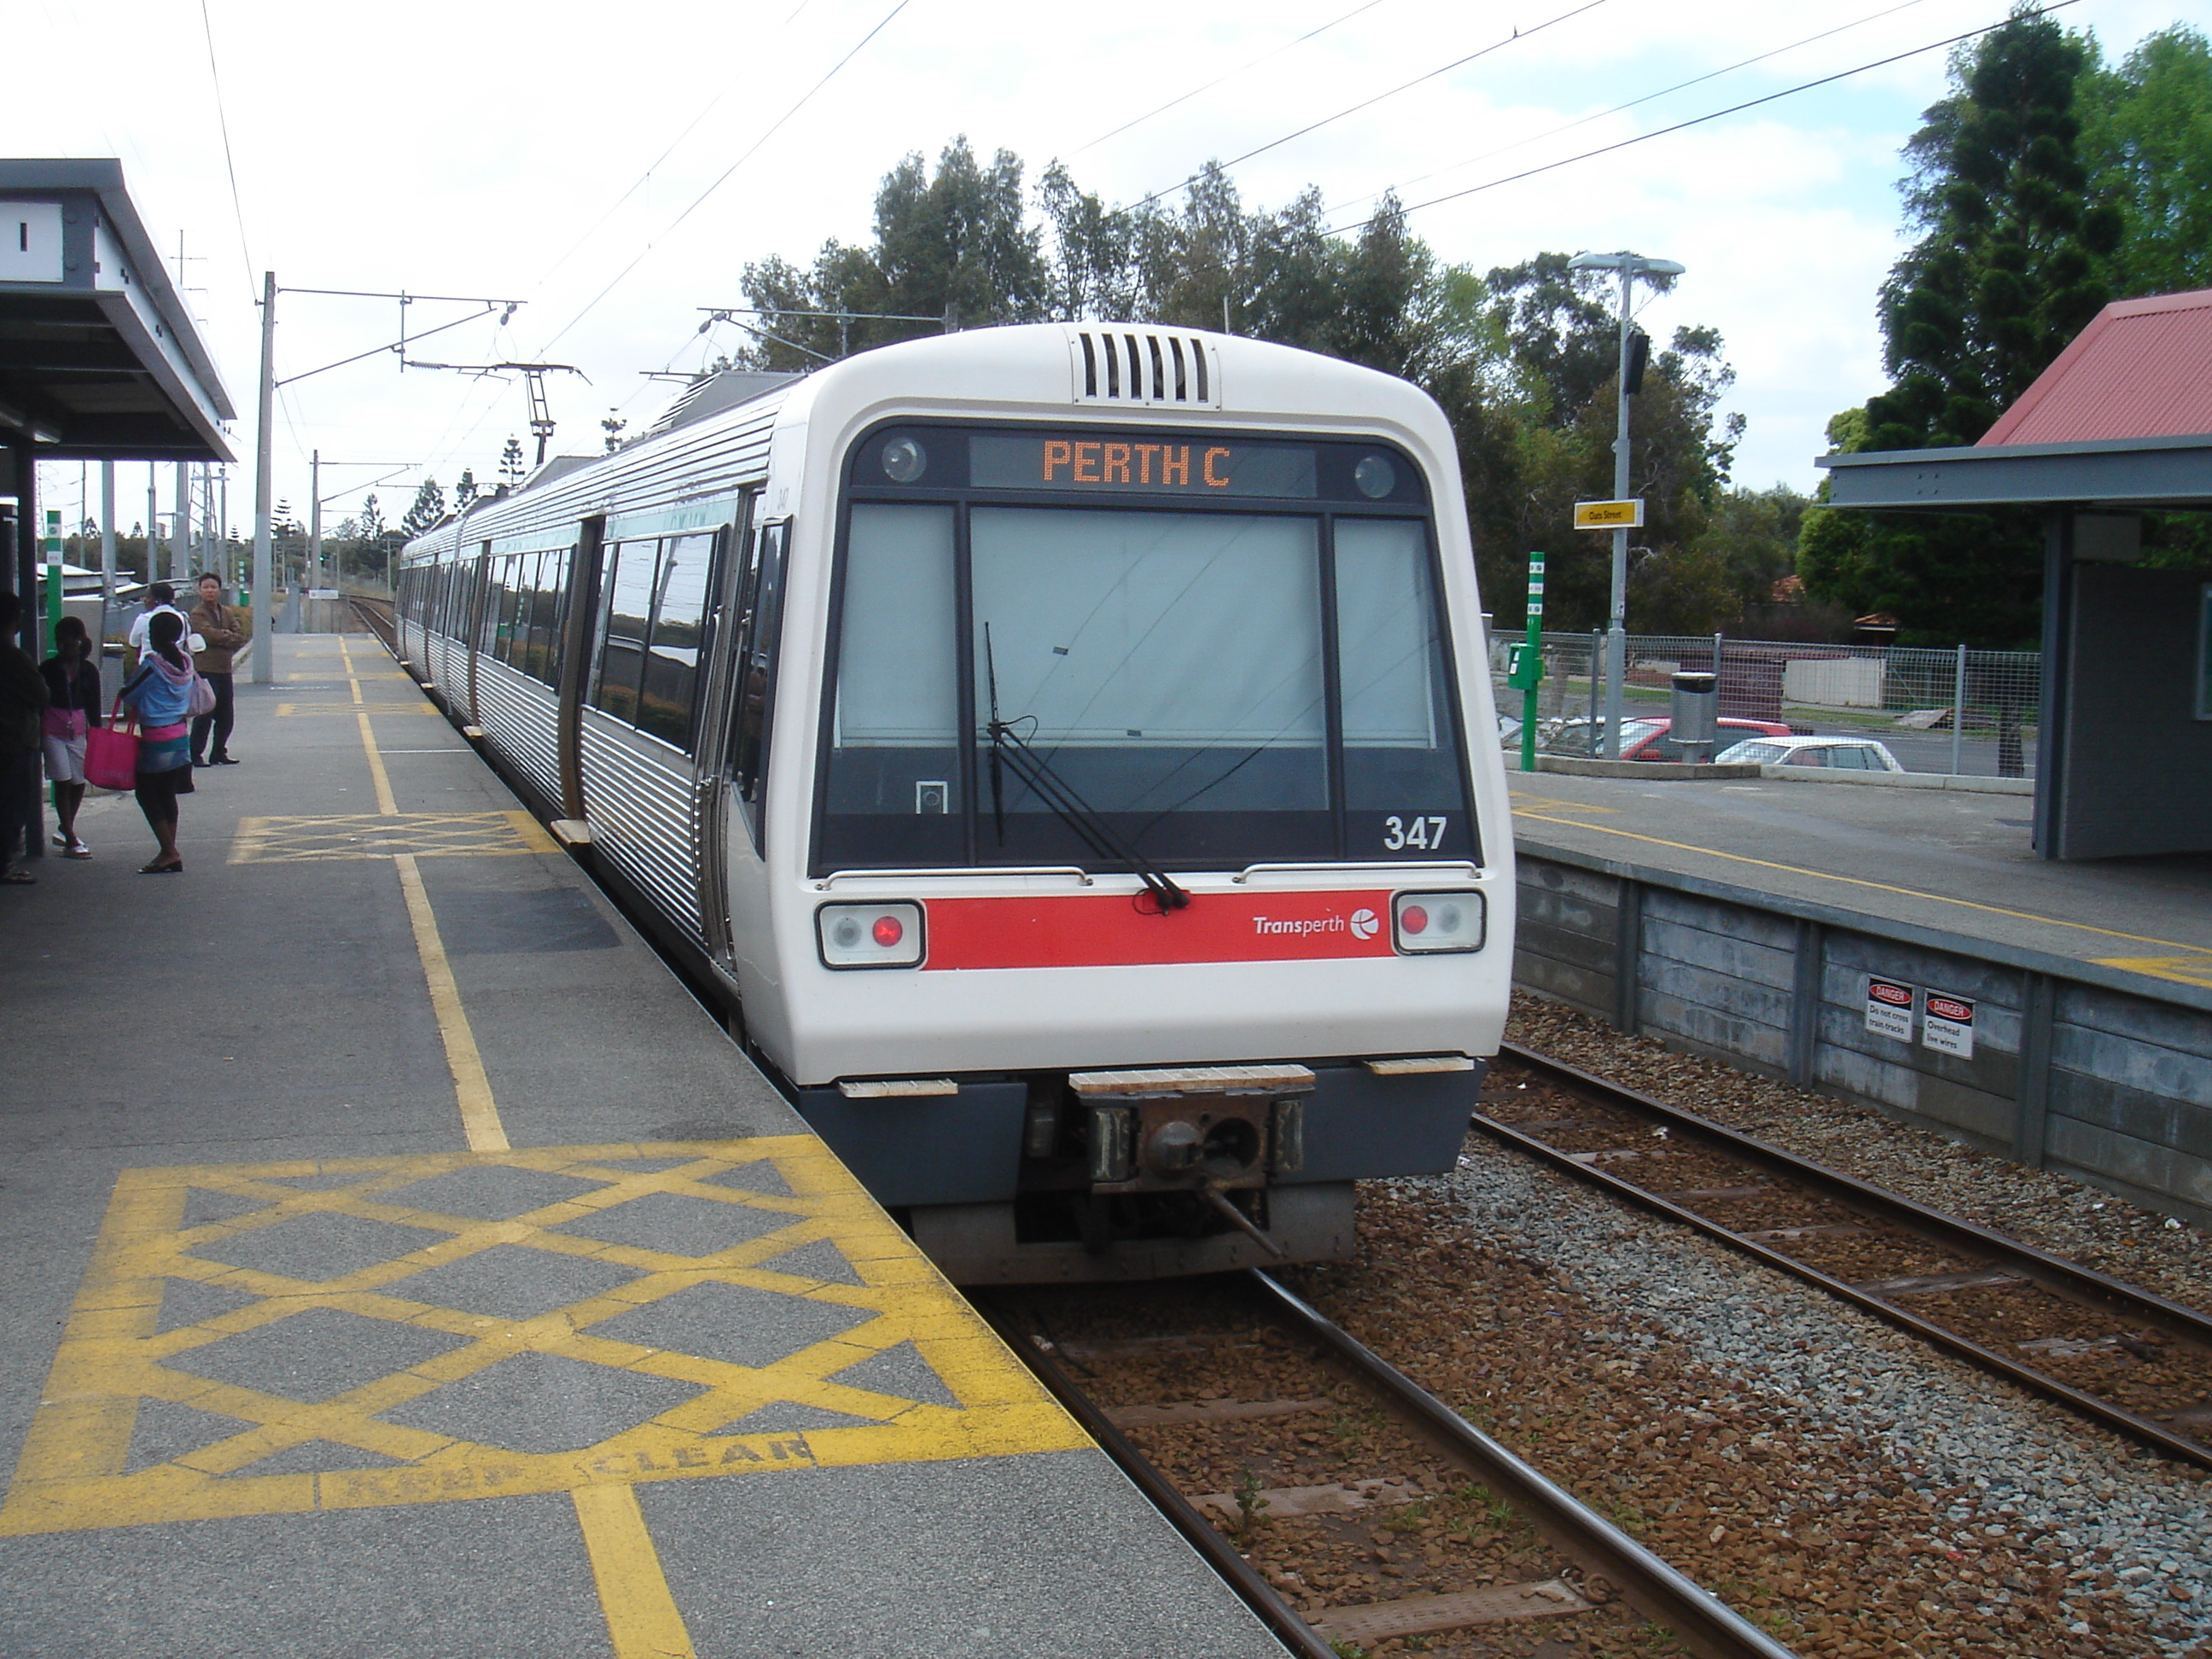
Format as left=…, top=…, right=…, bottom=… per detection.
left=0, top=633, right=1283, bottom=1658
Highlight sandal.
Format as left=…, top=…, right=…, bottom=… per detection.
left=1, top=869, right=34, bottom=885
left=137, top=859, right=184, bottom=875
left=65, top=842, right=93, bottom=859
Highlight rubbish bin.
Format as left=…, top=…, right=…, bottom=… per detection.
left=1671, top=670, right=1719, bottom=763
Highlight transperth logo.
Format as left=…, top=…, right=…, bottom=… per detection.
left=1249, top=908, right=1382, bottom=940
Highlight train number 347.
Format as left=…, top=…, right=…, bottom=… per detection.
left=1382, top=815, right=1447, bottom=851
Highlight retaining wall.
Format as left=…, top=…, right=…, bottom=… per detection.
left=1514, top=841, right=2212, bottom=1229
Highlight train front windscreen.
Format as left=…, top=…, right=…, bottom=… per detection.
left=814, top=424, right=1477, bottom=876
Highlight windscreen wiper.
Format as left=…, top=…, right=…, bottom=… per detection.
left=985, top=626, right=1190, bottom=914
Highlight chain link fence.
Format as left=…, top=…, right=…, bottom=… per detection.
left=1489, top=630, right=2040, bottom=777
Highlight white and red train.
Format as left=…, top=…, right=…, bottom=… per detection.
left=396, top=323, right=1515, bottom=1281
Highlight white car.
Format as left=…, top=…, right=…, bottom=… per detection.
left=1717, top=734, right=1906, bottom=772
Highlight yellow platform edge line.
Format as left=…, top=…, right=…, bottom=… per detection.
left=573, top=1483, right=698, bottom=1659
left=394, top=852, right=508, bottom=1152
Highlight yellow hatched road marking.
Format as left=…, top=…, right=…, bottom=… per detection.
left=1511, top=805, right=2212, bottom=959
left=0, top=1140, right=1087, bottom=1539
left=230, top=812, right=555, bottom=863
left=395, top=852, right=508, bottom=1153
left=573, top=1485, right=698, bottom=1659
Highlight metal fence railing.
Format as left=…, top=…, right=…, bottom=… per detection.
left=1488, top=631, right=2041, bottom=777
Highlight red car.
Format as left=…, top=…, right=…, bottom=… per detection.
left=1620, top=716, right=1790, bottom=760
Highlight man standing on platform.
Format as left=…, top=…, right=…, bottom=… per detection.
left=127, top=583, right=192, bottom=670
left=188, top=573, right=247, bottom=767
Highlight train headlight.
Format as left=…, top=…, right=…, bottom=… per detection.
left=818, top=902, right=925, bottom=969
left=1393, top=890, right=1485, bottom=954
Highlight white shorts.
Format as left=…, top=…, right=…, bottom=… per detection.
left=43, top=731, right=87, bottom=785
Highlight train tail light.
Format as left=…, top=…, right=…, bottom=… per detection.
left=817, top=902, right=925, bottom=969
left=1392, top=890, right=1485, bottom=954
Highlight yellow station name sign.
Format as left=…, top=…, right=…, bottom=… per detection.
left=1573, top=498, right=1644, bottom=530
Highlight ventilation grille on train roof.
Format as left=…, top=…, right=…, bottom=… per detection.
left=1069, top=328, right=1220, bottom=409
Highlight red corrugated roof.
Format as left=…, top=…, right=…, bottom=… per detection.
left=1978, top=288, right=2212, bottom=446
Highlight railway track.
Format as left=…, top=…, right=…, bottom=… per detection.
left=980, top=1273, right=1800, bottom=1659
left=346, top=593, right=398, bottom=652
left=1481, top=1044, right=2212, bottom=1472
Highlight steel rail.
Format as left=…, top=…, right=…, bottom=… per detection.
left=969, top=1296, right=1341, bottom=1659
left=1249, top=1272, right=1804, bottom=1659
left=1489, top=1042, right=2212, bottom=1471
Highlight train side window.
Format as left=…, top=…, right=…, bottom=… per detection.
left=508, top=551, right=538, bottom=678
left=818, top=504, right=960, bottom=866
left=591, top=538, right=660, bottom=723
left=531, top=547, right=570, bottom=687
left=636, top=531, right=715, bottom=750
left=1334, top=517, right=1476, bottom=857
left=731, top=519, right=791, bottom=847
left=484, top=555, right=515, bottom=661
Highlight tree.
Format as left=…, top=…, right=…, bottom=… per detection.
left=1804, top=11, right=2118, bottom=646
left=454, top=470, right=478, bottom=509
left=358, top=495, right=385, bottom=547
left=601, top=413, right=627, bottom=453
left=2078, top=26, right=2212, bottom=297
left=401, top=477, right=447, bottom=540
left=736, top=137, right=1051, bottom=368
left=499, top=438, right=526, bottom=490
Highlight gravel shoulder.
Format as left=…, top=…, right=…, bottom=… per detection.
left=1272, top=993, right=2212, bottom=1658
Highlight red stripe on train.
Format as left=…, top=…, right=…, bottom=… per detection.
left=921, top=891, right=1398, bottom=970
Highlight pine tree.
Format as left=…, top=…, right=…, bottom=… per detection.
left=1803, top=11, right=2117, bottom=647
left=499, top=438, right=526, bottom=489
left=401, top=477, right=446, bottom=539
left=1866, top=11, right=2121, bottom=451
left=454, top=470, right=478, bottom=509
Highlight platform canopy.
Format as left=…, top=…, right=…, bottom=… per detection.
left=1813, top=287, right=2212, bottom=862
left=0, top=159, right=235, bottom=462
left=1819, top=287, right=2212, bottom=514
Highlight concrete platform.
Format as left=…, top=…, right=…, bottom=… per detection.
left=0, top=634, right=1284, bottom=1658
left=1511, top=771, right=2212, bottom=998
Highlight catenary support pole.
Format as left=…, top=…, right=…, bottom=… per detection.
left=100, top=461, right=116, bottom=632
left=309, top=450, right=322, bottom=595
left=173, top=463, right=189, bottom=584
left=252, top=271, right=276, bottom=684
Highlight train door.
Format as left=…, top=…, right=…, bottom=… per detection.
left=690, top=492, right=759, bottom=972
left=463, top=544, right=491, bottom=725
left=554, top=515, right=606, bottom=824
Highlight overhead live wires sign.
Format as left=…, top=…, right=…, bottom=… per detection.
left=1574, top=498, right=1644, bottom=530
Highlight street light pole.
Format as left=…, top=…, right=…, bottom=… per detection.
left=1569, top=250, right=1683, bottom=759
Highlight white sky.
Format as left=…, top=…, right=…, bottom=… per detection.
left=13, top=0, right=2187, bottom=534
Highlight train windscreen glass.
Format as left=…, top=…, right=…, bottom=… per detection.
left=817, top=426, right=1475, bottom=874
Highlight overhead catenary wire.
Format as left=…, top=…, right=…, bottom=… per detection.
left=1322, top=0, right=1938, bottom=224
left=1321, top=0, right=2083, bottom=236
left=1121, top=0, right=1609, bottom=219
left=1071, top=0, right=1393, bottom=157
left=538, top=0, right=914, bottom=356
left=196, top=0, right=255, bottom=300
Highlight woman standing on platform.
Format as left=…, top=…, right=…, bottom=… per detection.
left=118, top=611, right=195, bottom=875
left=38, top=615, right=101, bottom=859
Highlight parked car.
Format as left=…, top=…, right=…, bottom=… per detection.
left=1540, top=715, right=1791, bottom=760
left=1717, top=734, right=1906, bottom=771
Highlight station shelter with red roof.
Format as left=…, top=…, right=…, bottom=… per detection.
left=1820, top=288, right=2212, bottom=861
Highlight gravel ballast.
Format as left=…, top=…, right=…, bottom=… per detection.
left=1279, top=995, right=2211, bottom=1657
